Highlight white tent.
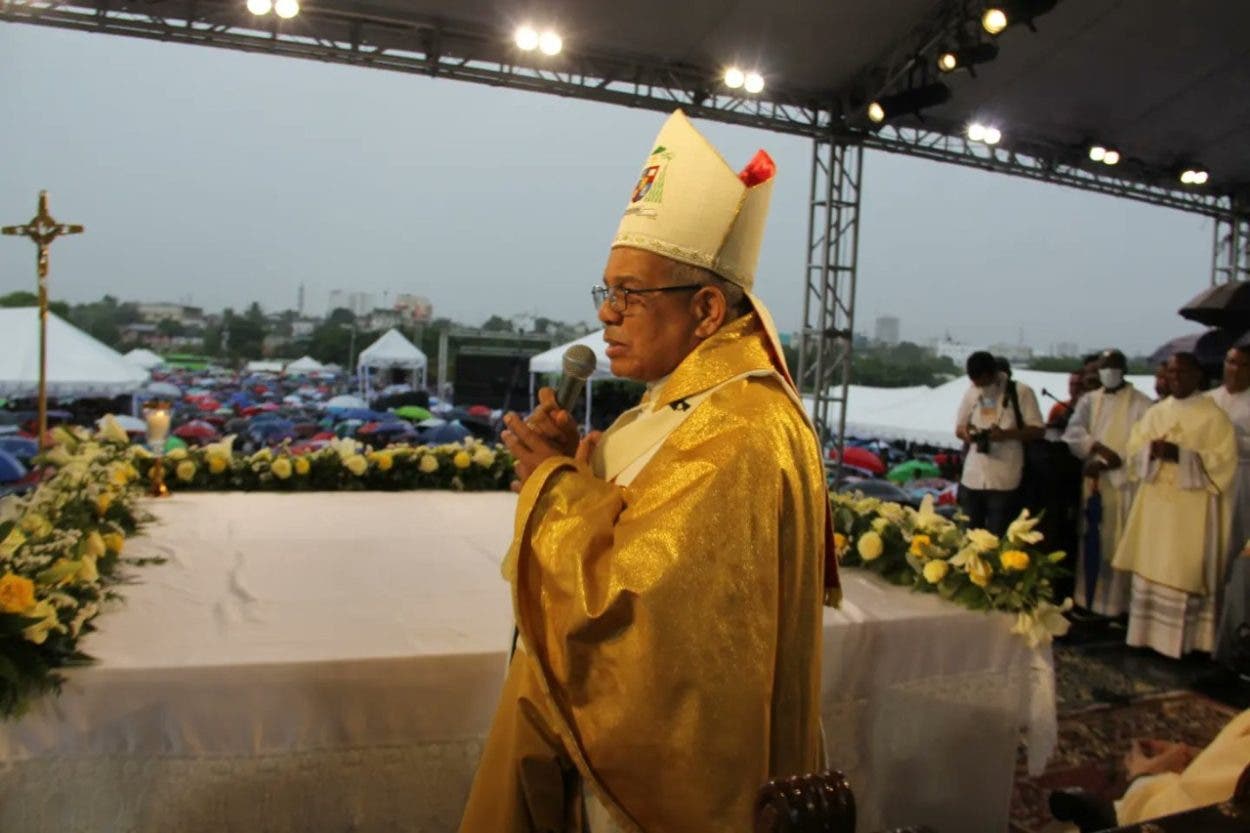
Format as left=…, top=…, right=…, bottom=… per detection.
left=825, top=369, right=1156, bottom=447
left=0, top=308, right=149, bottom=398
left=285, top=355, right=324, bottom=374
left=356, top=329, right=427, bottom=397
left=123, top=348, right=164, bottom=370
left=528, top=330, right=617, bottom=429
left=245, top=360, right=285, bottom=374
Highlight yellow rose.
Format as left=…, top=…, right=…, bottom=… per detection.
left=95, top=492, right=113, bottom=517
left=418, top=454, right=439, bottom=474
left=271, top=458, right=293, bottom=480
left=373, top=452, right=394, bottom=472
left=82, top=531, right=107, bottom=560
left=77, top=554, right=99, bottom=584
left=1000, top=550, right=1031, bottom=572
left=109, top=463, right=131, bottom=486
left=909, top=534, right=932, bottom=557
left=923, top=560, right=950, bottom=584
left=0, top=527, right=27, bottom=558
left=453, top=450, right=472, bottom=470
left=167, top=447, right=188, bottom=462
left=833, top=532, right=849, bottom=557
left=968, top=555, right=994, bottom=588
left=857, top=531, right=884, bottom=561
left=208, top=454, right=228, bottom=475
left=471, top=447, right=496, bottom=468
left=103, top=531, right=125, bottom=554
left=0, top=572, right=36, bottom=613
left=294, top=457, right=310, bottom=476
left=175, top=460, right=197, bottom=482
left=22, top=599, right=61, bottom=645
left=343, top=454, right=367, bottom=476
left=20, top=514, right=52, bottom=539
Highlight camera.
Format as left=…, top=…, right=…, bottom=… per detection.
left=970, top=429, right=992, bottom=454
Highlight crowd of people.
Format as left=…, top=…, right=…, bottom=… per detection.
left=953, top=344, right=1250, bottom=663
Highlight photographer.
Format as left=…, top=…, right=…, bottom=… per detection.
left=955, top=350, right=1045, bottom=535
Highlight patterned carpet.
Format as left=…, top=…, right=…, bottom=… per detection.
left=1007, top=630, right=1244, bottom=833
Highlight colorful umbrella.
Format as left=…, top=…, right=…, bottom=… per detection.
left=829, top=445, right=885, bottom=474
left=393, top=406, right=433, bottom=422
left=886, top=460, right=941, bottom=484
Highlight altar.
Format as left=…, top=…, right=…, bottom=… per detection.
left=0, top=492, right=1054, bottom=832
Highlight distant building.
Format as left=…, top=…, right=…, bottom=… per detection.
left=1049, top=341, right=1080, bottom=357
left=327, top=290, right=374, bottom=317
left=362, top=308, right=404, bottom=331
left=989, top=343, right=1034, bottom=364
left=394, top=293, right=433, bottom=323
left=291, top=319, right=317, bottom=338
left=874, top=316, right=900, bottom=345
left=136, top=303, right=204, bottom=326
left=935, top=338, right=973, bottom=369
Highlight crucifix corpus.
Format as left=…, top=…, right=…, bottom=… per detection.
left=2, top=191, right=85, bottom=451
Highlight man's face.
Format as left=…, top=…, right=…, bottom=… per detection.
left=598, top=247, right=706, bottom=382
left=1155, top=363, right=1171, bottom=398
left=1082, top=362, right=1101, bottom=391
left=1223, top=347, right=1250, bottom=392
left=1167, top=356, right=1202, bottom=399
left=969, top=371, right=997, bottom=389
left=1068, top=372, right=1084, bottom=401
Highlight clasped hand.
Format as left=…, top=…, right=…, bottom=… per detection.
left=501, top=387, right=602, bottom=492
left=1148, top=439, right=1180, bottom=462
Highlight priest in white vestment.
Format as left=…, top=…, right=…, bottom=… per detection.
left=1063, top=349, right=1152, bottom=616
left=1112, top=352, right=1239, bottom=658
left=1212, top=345, right=1250, bottom=667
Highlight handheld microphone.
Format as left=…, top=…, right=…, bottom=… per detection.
left=556, top=345, right=597, bottom=410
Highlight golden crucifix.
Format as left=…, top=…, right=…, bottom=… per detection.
left=2, top=191, right=84, bottom=451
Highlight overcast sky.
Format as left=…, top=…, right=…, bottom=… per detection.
left=0, top=23, right=1212, bottom=355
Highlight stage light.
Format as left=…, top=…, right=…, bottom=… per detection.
left=1089, top=145, right=1106, bottom=162
left=514, top=25, right=539, bottom=51
left=981, top=1, right=1059, bottom=36
left=538, top=30, right=563, bottom=56
left=983, top=126, right=1002, bottom=145
left=743, top=72, right=765, bottom=94
left=967, top=123, right=1001, bottom=144
left=724, top=67, right=745, bottom=89
left=981, top=8, right=1008, bottom=34
left=246, top=0, right=272, bottom=14
left=1102, top=150, right=1120, bottom=165
left=1180, top=168, right=1209, bottom=186
left=967, top=122, right=986, bottom=142
left=1194, top=170, right=1209, bottom=185
left=866, top=83, right=951, bottom=124
left=273, top=0, right=298, bottom=18
left=937, top=42, right=999, bottom=73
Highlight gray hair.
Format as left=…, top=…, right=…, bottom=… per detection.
left=669, top=261, right=748, bottom=319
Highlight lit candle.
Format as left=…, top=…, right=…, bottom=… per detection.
left=145, top=404, right=171, bottom=448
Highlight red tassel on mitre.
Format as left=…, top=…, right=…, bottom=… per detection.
left=738, top=150, right=776, bottom=187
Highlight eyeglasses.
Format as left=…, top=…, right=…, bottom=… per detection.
left=591, top=283, right=703, bottom=313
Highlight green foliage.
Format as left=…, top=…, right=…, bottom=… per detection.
left=850, top=342, right=960, bottom=388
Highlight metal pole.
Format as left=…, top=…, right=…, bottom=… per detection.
left=37, top=264, right=48, bottom=449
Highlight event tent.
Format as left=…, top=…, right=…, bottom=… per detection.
left=285, top=355, right=324, bottom=374
left=123, top=348, right=165, bottom=371
left=357, top=329, right=427, bottom=396
left=245, top=360, right=285, bottom=374
left=832, top=370, right=1155, bottom=447
left=0, top=308, right=149, bottom=398
left=528, top=330, right=617, bottom=429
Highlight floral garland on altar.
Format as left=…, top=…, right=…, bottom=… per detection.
left=831, top=492, right=1073, bottom=646
left=127, top=434, right=516, bottom=493
left=0, top=426, right=151, bottom=719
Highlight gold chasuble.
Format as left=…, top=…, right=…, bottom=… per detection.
left=460, top=315, right=827, bottom=832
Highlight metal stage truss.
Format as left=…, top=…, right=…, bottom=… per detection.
left=797, top=140, right=862, bottom=479
left=5, top=0, right=1249, bottom=459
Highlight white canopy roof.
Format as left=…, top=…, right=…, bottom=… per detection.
left=123, top=348, right=164, bottom=370
left=826, top=369, right=1155, bottom=447
left=528, top=330, right=615, bottom=380
left=357, top=329, right=427, bottom=370
left=285, top=355, right=324, bottom=373
left=245, top=360, right=285, bottom=374
left=0, top=308, right=149, bottom=398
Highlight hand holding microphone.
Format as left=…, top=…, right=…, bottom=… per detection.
left=502, top=345, right=597, bottom=487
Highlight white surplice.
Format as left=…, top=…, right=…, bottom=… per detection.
left=1113, top=394, right=1239, bottom=658
left=1062, top=384, right=1153, bottom=615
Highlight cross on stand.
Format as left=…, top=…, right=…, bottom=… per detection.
left=2, top=191, right=85, bottom=451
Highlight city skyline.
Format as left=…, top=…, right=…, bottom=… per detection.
left=0, top=24, right=1214, bottom=356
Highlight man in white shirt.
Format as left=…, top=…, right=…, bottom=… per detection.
left=1212, top=344, right=1250, bottom=668
left=1063, top=349, right=1153, bottom=616
left=954, top=350, right=1045, bottom=535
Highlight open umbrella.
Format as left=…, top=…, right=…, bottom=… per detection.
left=421, top=421, right=470, bottom=444
left=99, top=414, right=147, bottom=434
left=325, top=394, right=368, bottom=410
left=144, top=382, right=182, bottom=400
left=467, top=404, right=493, bottom=418
left=0, top=437, right=38, bottom=464
left=0, top=450, right=27, bottom=484
left=165, top=436, right=188, bottom=452
left=1148, top=327, right=1244, bottom=367
left=1179, top=280, right=1250, bottom=329
left=829, top=445, right=885, bottom=474
left=393, top=405, right=433, bottom=422
left=174, top=420, right=220, bottom=443
left=886, top=459, right=941, bottom=484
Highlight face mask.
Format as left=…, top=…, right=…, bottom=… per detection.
left=1099, top=368, right=1124, bottom=388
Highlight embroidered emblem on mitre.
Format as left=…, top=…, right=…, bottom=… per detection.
left=612, top=110, right=775, bottom=292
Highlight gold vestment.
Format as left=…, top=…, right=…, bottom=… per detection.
left=460, top=315, right=829, bottom=832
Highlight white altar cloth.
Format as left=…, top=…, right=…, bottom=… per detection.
left=0, top=492, right=1053, bottom=832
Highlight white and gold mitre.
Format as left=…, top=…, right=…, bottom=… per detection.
left=611, top=109, right=775, bottom=292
